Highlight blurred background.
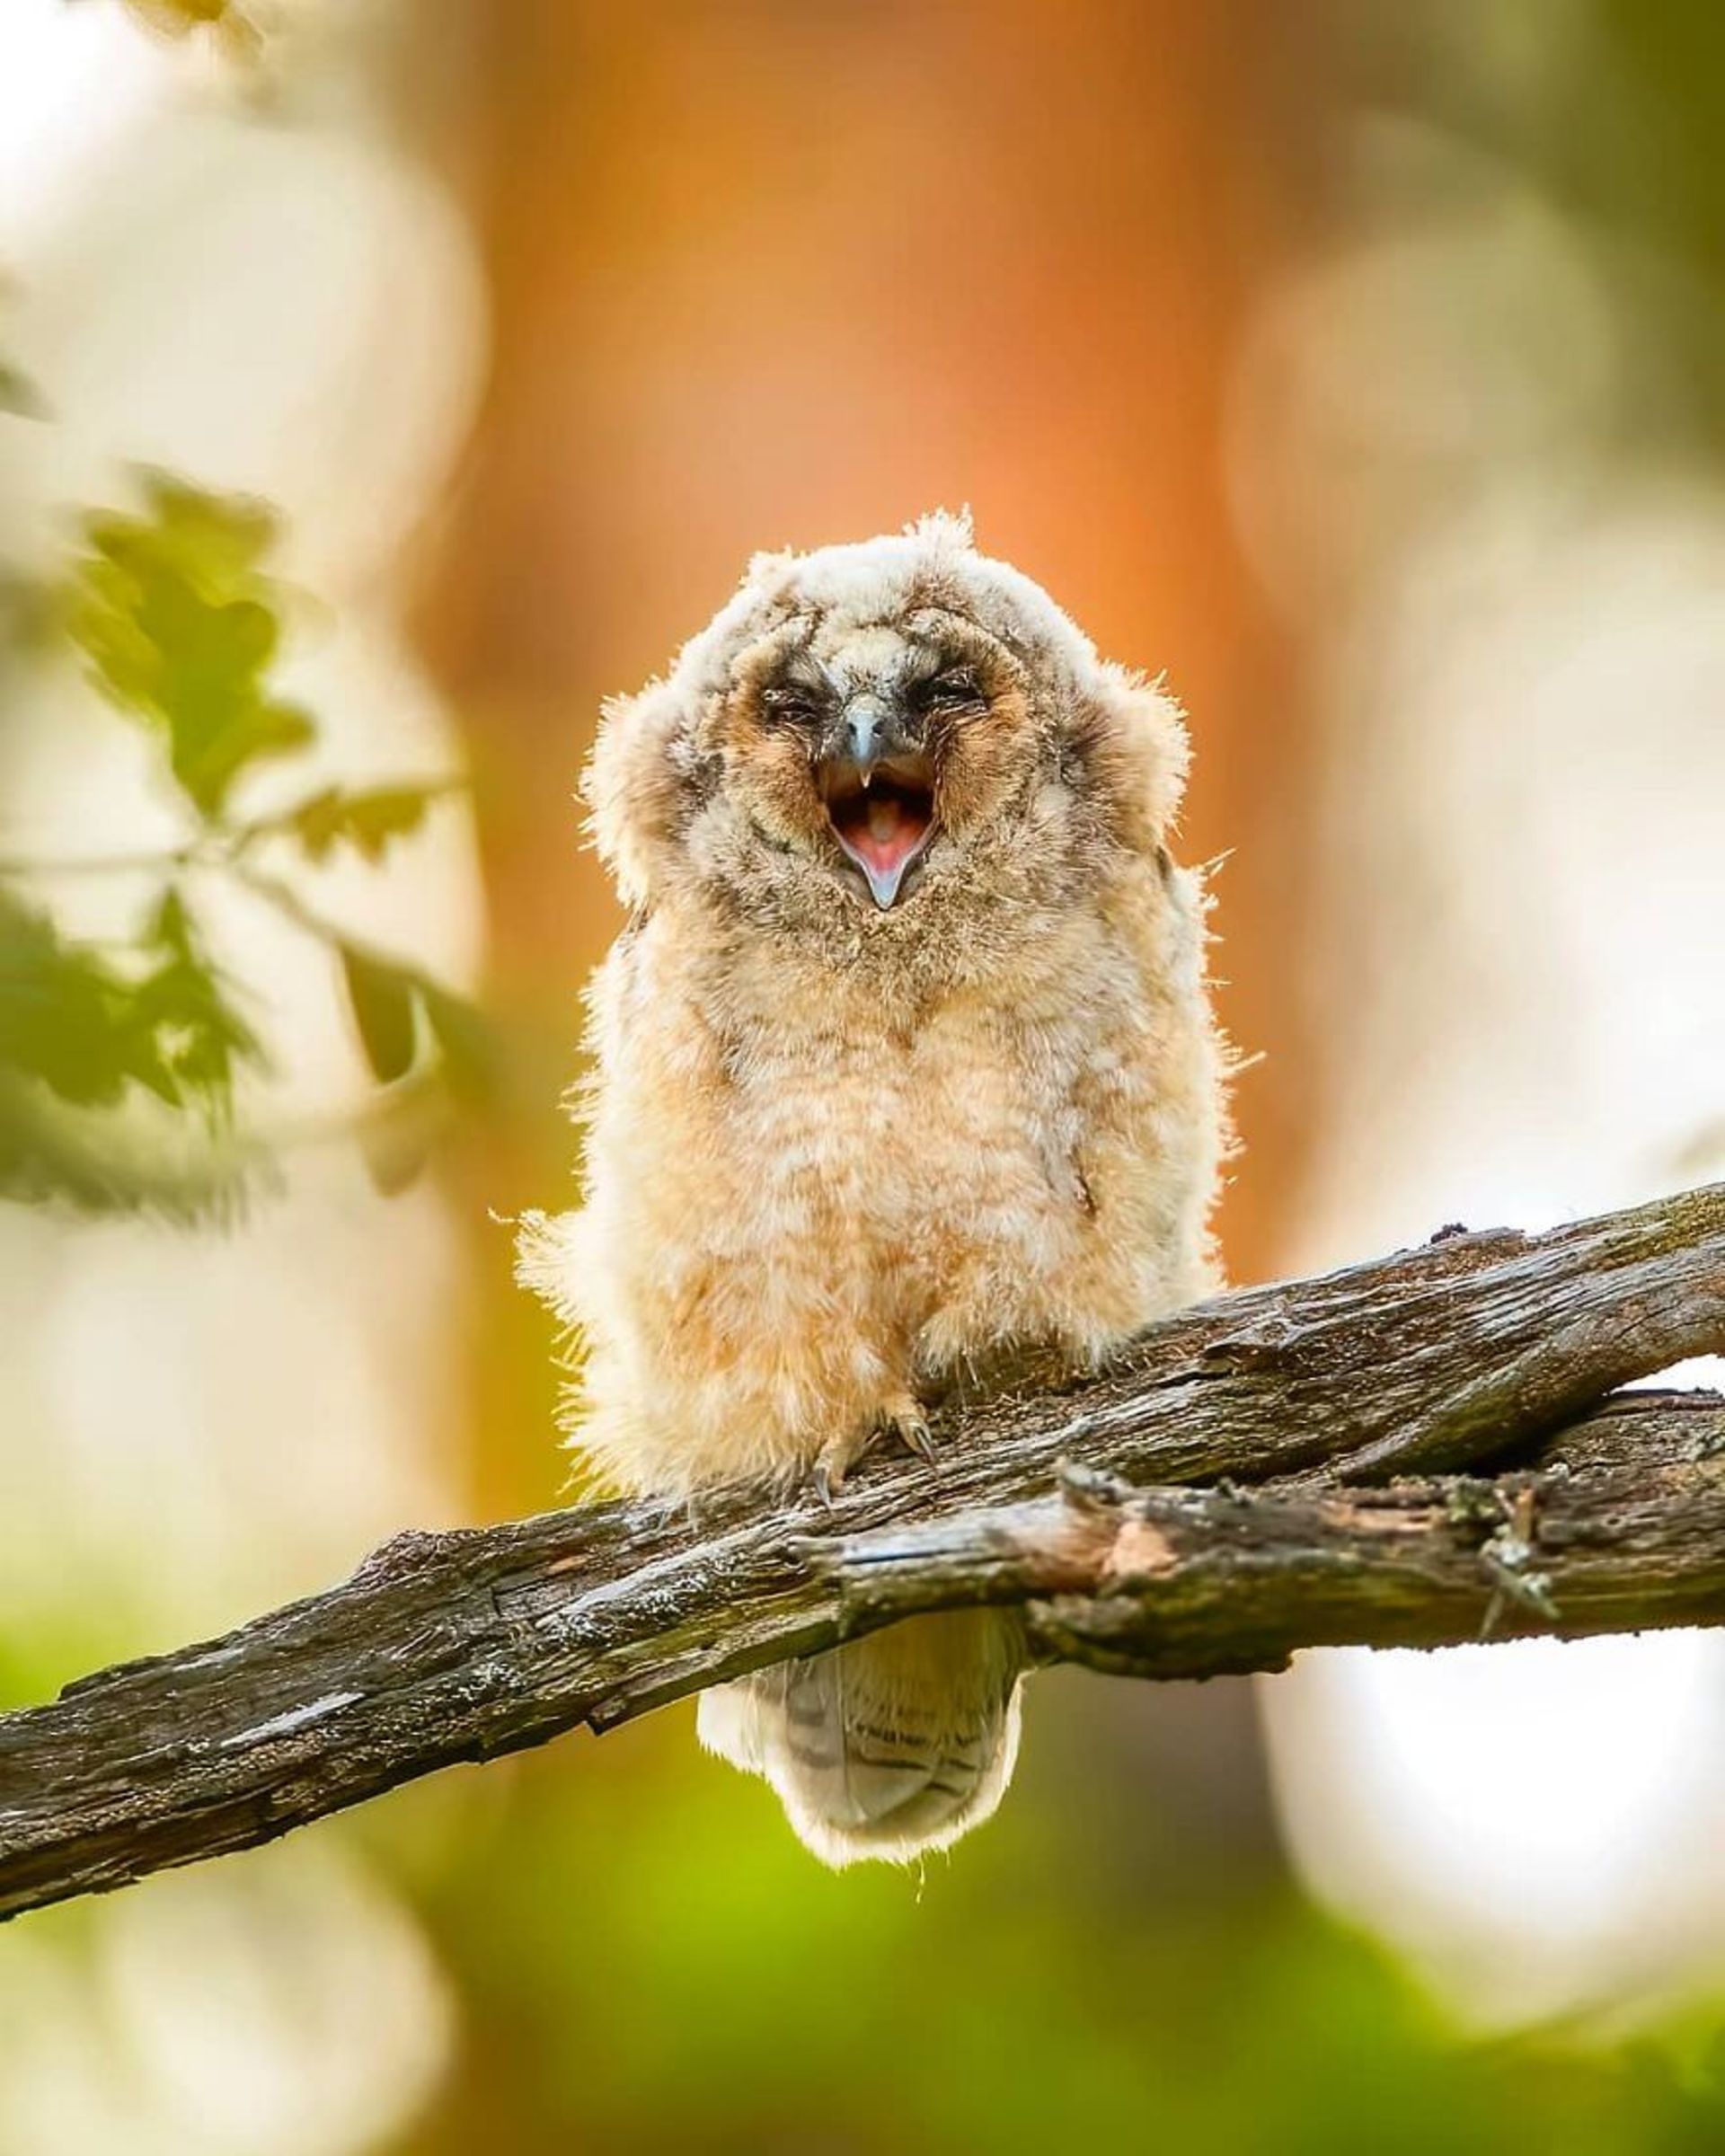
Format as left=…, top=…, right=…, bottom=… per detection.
left=2, top=1, right=1724, bottom=2149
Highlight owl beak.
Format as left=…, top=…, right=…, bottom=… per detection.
left=817, top=745, right=937, bottom=909
left=844, top=701, right=884, bottom=770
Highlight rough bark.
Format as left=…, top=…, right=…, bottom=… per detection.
left=1, top=1183, right=1721, bottom=1922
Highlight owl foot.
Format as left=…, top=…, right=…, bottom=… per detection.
left=805, top=1396, right=936, bottom=1509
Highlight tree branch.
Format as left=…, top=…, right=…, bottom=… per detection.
left=2, top=1183, right=1721, bottom=1921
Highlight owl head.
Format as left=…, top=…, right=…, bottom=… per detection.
left=585, top=513, right=1188, bottom=962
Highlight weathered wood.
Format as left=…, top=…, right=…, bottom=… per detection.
left=819, top=1392, right=1725, bottom=1676
left=1, top=1184, right=1721, bottom=1922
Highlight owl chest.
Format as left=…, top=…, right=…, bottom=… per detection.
left=713, top=1012, right=1079, bottom=1271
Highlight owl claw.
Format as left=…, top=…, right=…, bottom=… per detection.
left=808, top=1432, right=862, bottom=1510
left=895, top=1412, right=939, bottom=1468
left=873, top=1394, right=938, bottom=1471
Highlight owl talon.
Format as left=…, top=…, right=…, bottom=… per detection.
left=808, top=1431, right=863, bottom=1509
left=872, top=1392, right=937, bottom=1471
left=895, top=1413, right=939, bottom=1468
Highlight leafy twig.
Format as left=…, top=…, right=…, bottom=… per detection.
left=0, top=471, right=485, bottom=1214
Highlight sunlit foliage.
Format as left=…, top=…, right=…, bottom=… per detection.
left=0, top=472, right=481, bottom=1219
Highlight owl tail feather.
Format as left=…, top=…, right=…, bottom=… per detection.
left=697, top=1609, right=1024, bottom=1867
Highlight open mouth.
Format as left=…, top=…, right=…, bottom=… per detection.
left=818, top=755, right=936, bottom=909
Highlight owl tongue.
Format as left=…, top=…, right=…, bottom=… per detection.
left=827, top=773, right=935, bottom=909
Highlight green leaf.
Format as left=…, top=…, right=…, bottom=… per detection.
left=0, top=890, right=159, bottom=1107
left=0, top=358, right=48, bottom=420
left=285, top=783, right=442, bottom=865
left=340, top=946, right=420, bottom=1084
left=356, top=1072, right=442, bottom=1197
left=64, top=473, right=314, bottom=818
left=421, top=984, right=498, bottom=1106
left=0, top=1070, right=266, bottom=1226
left=135, top=888, right=264, bottom=1122
left=117, top=0, right=263, bottom=54
left=0, top=885, right=262, bottom=1127
left=130, top=0, right=232, bottom=26
left=174, top=699, right=316, bottom=814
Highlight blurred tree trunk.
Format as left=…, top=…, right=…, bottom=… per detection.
left=418, top=0, right=1319, bottom=1291
left=398, top=13, right=1328, bottom=2136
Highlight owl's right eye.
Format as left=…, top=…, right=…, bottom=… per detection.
left=760, top=684, right=824, bottom=726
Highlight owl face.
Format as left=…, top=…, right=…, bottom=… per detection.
left=716, top=613, right=1041, bottom=913
left=586, top=514, right=1189, bottom=960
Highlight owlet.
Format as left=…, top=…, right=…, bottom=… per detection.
left=521, top=512, right=1225, bottom=1865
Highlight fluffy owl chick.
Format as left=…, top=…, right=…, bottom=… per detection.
left=520, top=511, right=1225, bottom=1867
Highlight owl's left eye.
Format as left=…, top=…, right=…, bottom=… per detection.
left=760, top=684, right=824, bottom=726
left=913, top=667, right=986, bottom=715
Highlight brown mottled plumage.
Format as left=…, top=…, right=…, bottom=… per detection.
left=521, top=512, right=1226, bottom=1865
